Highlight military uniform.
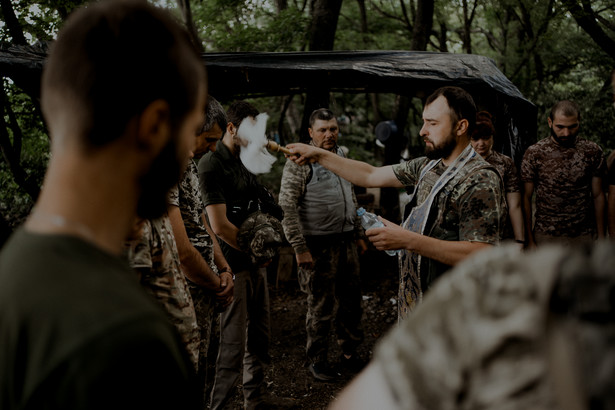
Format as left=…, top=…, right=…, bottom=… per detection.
left=521, top=137, right=606, bottom=241
left=393, top=144, right=506, bottom=318
left=126, top=215, right=200, bottom=370
left=279, top=147, right=364, bottom=365
left=371, top=242, right=615, bottom=409
left=168, top=160, right=217, bottom=381
left=484, top=150, right=521, bottom=240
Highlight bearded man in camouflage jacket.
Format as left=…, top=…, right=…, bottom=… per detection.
left=287, top=87, right=506, bottom=320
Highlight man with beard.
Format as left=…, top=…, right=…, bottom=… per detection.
left=279, top=108, right=367, bottom=381
left=0, top=1, right=204, bottom=408
left=521, top=100, right=606, bottom=247
left=287, top=86, right=505, bottom=320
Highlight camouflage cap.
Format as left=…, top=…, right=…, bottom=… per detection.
left=237, top=211, right=285, bottom=265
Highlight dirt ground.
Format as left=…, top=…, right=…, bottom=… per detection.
left=221, top=249, right=400, bottom=409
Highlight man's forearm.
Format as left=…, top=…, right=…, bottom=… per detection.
left=410, top=233, right=492, bottom=266
left=594, top=193, right=606, bottom=238
left=179, top=247, right=221, bottom=289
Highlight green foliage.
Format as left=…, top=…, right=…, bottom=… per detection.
left=1, top=0, right=615, bottom=227
left=191, top=1, right=309, bottom=52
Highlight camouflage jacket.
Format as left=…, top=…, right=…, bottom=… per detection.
left=485, top=150, right=521, bottom=193
left=168, top=160, right=216, bottom=272
left=393, top=151, right=506, bottom=318
left=125, top=215, right=200, bottom=370
left=521, top=137, right=606, bottom=237
left=278, top=154, right=362, bottom=255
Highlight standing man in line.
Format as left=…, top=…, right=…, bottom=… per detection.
left=0, top=1, right=205, bottom=408
left=521, top=100, right=606, bottom=247
left=279, top=108, right=366, bottom=382
left=168, top=96, right=234, bottom=402
left=287, top=86, right=506, bottom=320
left=200, top=101, right=289, bottom=409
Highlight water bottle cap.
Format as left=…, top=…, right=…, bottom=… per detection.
left=356, top=207, right=365, bottom=216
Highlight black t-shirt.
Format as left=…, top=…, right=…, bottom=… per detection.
left=198, top=141, right=258, bottom=272
left=0, top=229, right=199, bottom=410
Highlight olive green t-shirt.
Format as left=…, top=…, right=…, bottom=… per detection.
left=0, top=229, right=198, bottom=409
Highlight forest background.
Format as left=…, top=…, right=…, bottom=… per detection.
left=1, top=0, right=614, bottom=243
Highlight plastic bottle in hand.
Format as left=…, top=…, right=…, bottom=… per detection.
left=356, top=207, right=399, bottom=256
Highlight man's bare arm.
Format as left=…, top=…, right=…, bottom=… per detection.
left=592, top=176, right=606, bottom=238
left=205, top=203, right=240, bottom=250
left=506, top=191, right=525, bottom=243
left=367, top=218, right=492, bottom=266
left=168, top=205, right=221, bottom=290
left=522, top=181, right=536, bottom=247
left=286, top=143, right=402, bottom=188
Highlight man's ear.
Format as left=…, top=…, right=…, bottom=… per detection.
left=226, top=122, right=235, bottom=136
left=308, top=127, right=314, bottom=139
left=136, top=99, right=171, bottom=155
left=547, top=116, right=553, bottom=129
left=456, top=118, right=469, bottom=136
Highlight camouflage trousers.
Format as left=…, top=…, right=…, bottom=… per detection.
left=300, top=233, right=364, bottom=363
left=187, top=282, right=215, bottom=404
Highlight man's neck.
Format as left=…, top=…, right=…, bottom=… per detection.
left=442, top=139, right=471, bottom=166
left=25, top=152, right=139, bottom=255
left=222, top=133, right=239, bottom=156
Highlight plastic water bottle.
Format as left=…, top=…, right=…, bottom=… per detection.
left=356, top=207, right=399, bottom=256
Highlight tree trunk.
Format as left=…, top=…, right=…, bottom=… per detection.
left=0, top=0, right=28, bottom=45
left=300, top=0, right=344, bottom=140
left=411, top=0, right=434, bottom=50
left=562, top=0, right=615, bottom=61
left=308, top=0, right=343, bottom=51
left=175, top=0, right=205, bottom=53
left=0, top=83, right=40, bottom=201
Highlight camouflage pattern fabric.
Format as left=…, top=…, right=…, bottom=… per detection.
left=278, top=159, right=312, bottom=254
left=168, top=160, right=216, bottom=269
left=484, top=150, right=521, bottom=193
left=485, top=150, right=521, bottom=239
left=521, top=137, right=606, bottom=238
left=168, top=160, right=216, bottom=371
left=298, top=234, right=363, bottom=362
left=237, top=211, right=285, bottom=266
left=279, top=151, right=365, bottom=363
left=373, top=242, right=615, bottom=410
left=393, top=149, right=506, bottom=319
left=125, top=216, right=200, bottom=370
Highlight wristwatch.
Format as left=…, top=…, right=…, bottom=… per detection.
left=220, top=267, right=235, bottom=281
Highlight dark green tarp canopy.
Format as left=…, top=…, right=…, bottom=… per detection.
left=0, top=46, right=536, bottom=162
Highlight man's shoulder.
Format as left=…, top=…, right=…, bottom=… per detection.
left=577, top=138, right=604, bottom=155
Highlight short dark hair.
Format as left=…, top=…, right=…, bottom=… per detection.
left=471, top=111, right=495, bottom=140
left=227, top=101, right=259, bottom=128
left=41, top=0, right=205, bottom=148
left=550, top=100, right=581, bottom=121
left=425, top=86, right=477, bottom=135
left=200, top=96, right=227, bottom=134
left=309, top=108, right=336, bottom=128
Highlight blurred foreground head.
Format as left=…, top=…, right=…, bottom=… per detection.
left=333, top=242, right=615, bottom=409
left=41, top=0, right=206, bottom=219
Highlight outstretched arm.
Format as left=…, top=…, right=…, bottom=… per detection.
left=286, top=143, right=402, bottom=188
